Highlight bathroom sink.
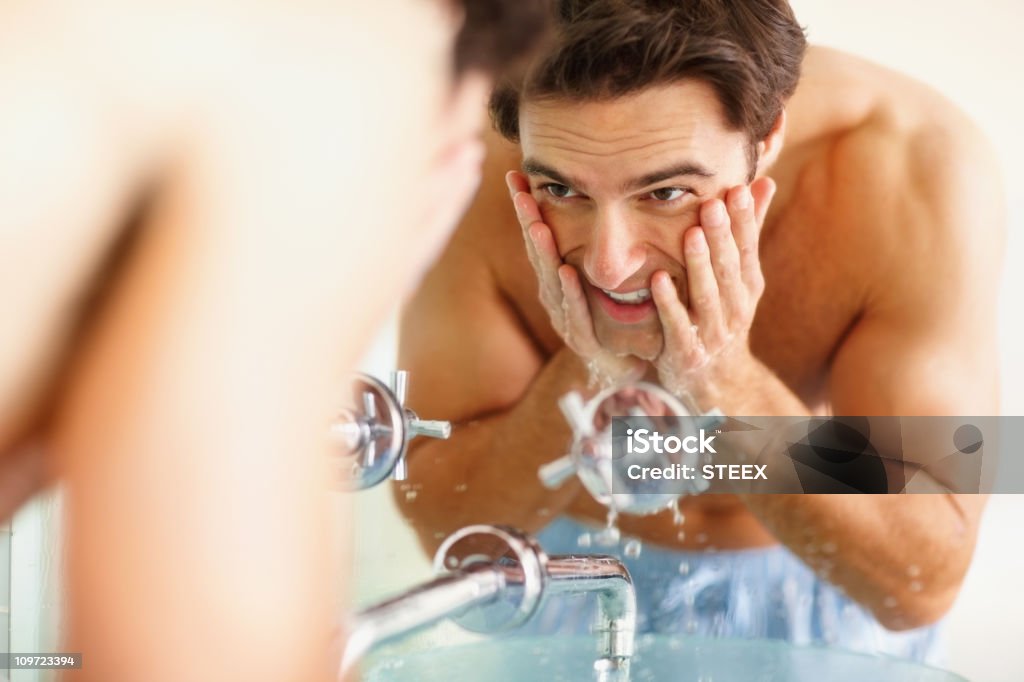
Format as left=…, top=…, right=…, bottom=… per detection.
left=362, top=633, right=966, bottom=682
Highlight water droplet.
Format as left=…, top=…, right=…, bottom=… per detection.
left=883, top=596, right=899, bottom=608
left=821, top=541, right=837, bottom=555
left=907, top=564, right=921, bottom=577
left=678, top=562, right=690, bottom=575
left=537, top=507, right=551, bottom=517
left=454, top=483, right=468, bottom=493
left=624, top=540, right=643, bottom=558
left=446, top=556, right=459, bottom=569
left=677, top=530, right=687, bottom=542
left=696, top=532, right=709, bottom=544
left=909, top=580, right=923, bottom=592
left=577, top=533, right=593, bottom=548
left=804, top=543, right=818, bottom=555
left=404, top=490, right=418, bottom=501
left=672, top=500, right=686, bottom=526
left=595, top=526, right=621, bottom=546
left=433, top=531, right=446, bottom=539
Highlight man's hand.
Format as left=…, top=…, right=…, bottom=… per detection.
left=505, top=171, right=644, bottom=388
left=652, top=178, right=776, bottom=408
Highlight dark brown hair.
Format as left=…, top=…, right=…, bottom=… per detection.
left=490, top=0, right=806, bottom=147
left=452, top=0, right=551, bottom=77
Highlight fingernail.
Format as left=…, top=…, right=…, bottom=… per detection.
left=505, top=173, right=516, bottom=198
left=687, top=228, right=707, bottom=253
left=557, top=266, right=570, bottom=288
left=705, top=201, right=725, bottom=227
left=734, top=186, right=751, bottom=209
left=513, top=193, right=527, bottom=215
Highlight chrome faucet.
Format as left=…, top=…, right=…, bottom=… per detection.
left=539, top=382, right=725, bottom=515
left=332, top=370, right=451, bottom=489
left=339, top=525, right=636, bottom=680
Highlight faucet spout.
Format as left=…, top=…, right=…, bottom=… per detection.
left=547, top=555, right=637, bottom=662
left=338, top=525, right=636, bottom=681
left=340, top=565, right=505, bottom=676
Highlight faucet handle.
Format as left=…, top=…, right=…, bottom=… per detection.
left=543, top=382, right=728, bottom=514
left=406, top=417, right=452, bottom=441
left=558, top=390, right=593, bottom=437
left=333, top=370, right=454, bottom=488
left=538, top=454, right=578, bottom=489
left=391, top=412, right=451, bottom=481
left=333, top=373, right=406, bottom=490
left=434, top=525, right=548, bottom=633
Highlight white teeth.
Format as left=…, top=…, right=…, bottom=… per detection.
left=603, top=288, right=652, bottom=304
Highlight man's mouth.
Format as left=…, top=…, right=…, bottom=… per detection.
left=601, top=288, right=652, bottom=304
left=593, top=285, right=656, bottom=324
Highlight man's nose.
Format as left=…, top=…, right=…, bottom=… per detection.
left=582, top=207, right=646, bottom=290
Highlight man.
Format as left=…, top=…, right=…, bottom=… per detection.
left=396, top=0, right=1003, bottom=663
left=0, top=0, right=544, bottom=680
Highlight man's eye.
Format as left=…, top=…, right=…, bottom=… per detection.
left=649, top=187, right=688, bottom=201
left=542, top=183, right=578, bottom=199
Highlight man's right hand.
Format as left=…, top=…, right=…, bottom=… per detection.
left=505, top=171, right=645, bottom=389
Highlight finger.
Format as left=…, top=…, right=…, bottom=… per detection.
left=527, top=217, right=568, bottom=312
left=505, top=170, right=545, bottom=253
left=507, top=184, right=564, bottom=313
left=740, top=177, right=776, bottom=293
left=682, top=223, right=724, bottom=337
left=505, top=170, right=530, bottom=197
left=725, top=184, right=757, bottom=266
left=705, top=191, right=745, bottom=317
left=558, top=264, right=602, bottom=353
left=751, top=176, right=777, bottom=228
left=651, top=270, right=702, bottom=369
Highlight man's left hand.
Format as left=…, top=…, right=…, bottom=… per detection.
left=652, top=178, right=776, bottom=408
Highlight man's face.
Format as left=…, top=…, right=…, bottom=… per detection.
left=519, top=81, right=753, bottom=360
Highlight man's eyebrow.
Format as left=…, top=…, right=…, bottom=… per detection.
left=521, top=158, right=583, bottom=190
left=626, top=162, right=715, bottom=191
left=522, top=158, right=715, bottom=194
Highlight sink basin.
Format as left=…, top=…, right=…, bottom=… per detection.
left=362, top=634, right=966, bottom=682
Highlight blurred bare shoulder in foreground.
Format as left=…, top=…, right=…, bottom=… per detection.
left=0, top=0, right=519, bottom=680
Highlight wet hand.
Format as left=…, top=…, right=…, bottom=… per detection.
left=652, top=178, right=776, bottom=407
left=506, top=170, right=644, bottom=387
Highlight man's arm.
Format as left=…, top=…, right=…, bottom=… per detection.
left=739, top=116, right=1003, bottom=629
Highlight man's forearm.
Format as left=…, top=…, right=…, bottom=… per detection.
left=706, top=354, right=977, bottom=629
left=396, top=347, right=591, bottom=554
left=741, top=492, right=977, bottom=629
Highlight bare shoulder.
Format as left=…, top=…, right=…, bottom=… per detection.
left=809, top=52, right=1005, bottom=293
